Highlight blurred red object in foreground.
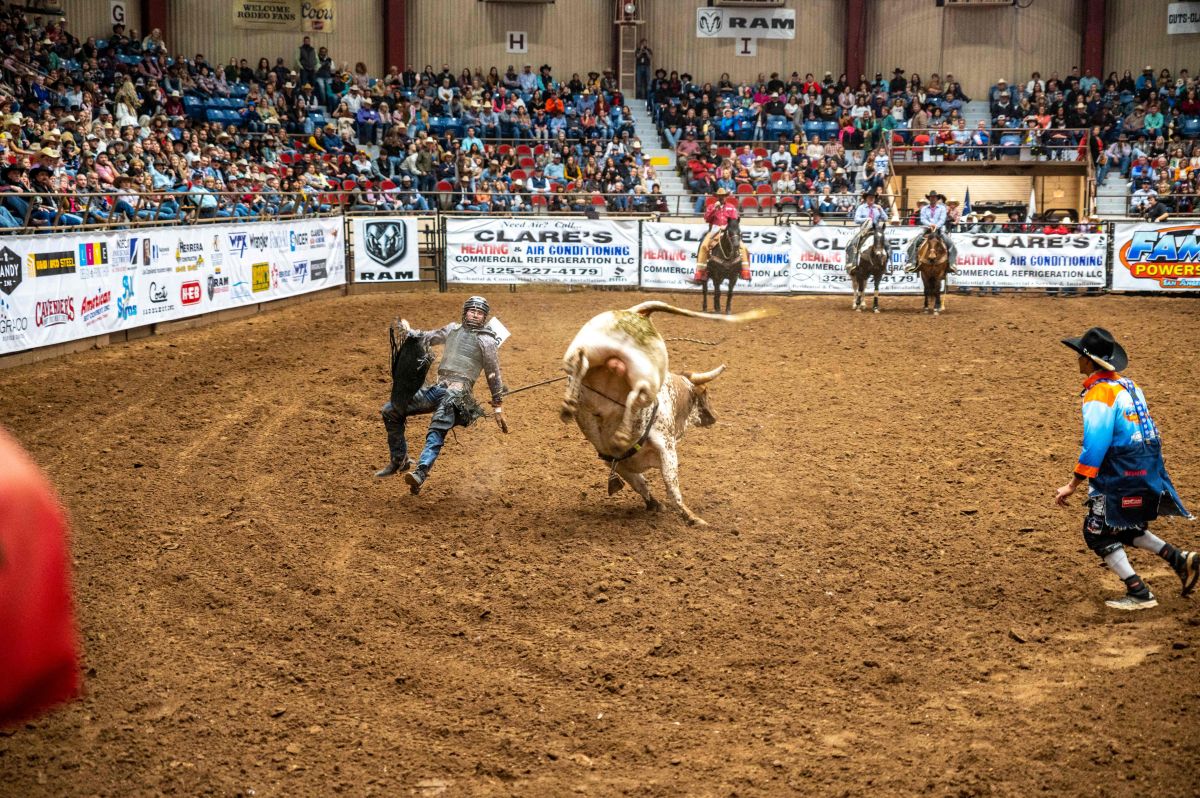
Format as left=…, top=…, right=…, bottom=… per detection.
left=0, top=426, right=80, bottom=727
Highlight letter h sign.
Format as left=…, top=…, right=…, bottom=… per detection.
left=506, top=31, right=528, bottom=54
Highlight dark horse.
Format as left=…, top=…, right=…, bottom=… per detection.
left=850, top=218, right=890, bottom=313
left=915, top=232, right=950, bottom=315
left=701, top=216, right=745, bottom=315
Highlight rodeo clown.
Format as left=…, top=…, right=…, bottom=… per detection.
left=693, top=187, right=751, bottom=284
left=903, top=190, right=958, bottom=274
left=375, top=296, right=509, bottom=495
left=1054, top=327, right=1197, bottom=610
left=844, top=190, right=888, bottom=274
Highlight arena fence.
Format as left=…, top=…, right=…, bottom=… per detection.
left=0, top=214, right=1195, bottom=358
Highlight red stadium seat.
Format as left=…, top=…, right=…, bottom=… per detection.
left=592, top=194, right=608, bottom=206
left=770, top=171, right=783, bottom=182
left=756, top=184, right=772, bottom=194
left=533, top=144, right=545, bottom=155
left=342, top=179, right=355, bottom=190
left=435, top=179, right=452, bottom=193
left=740, top=196, right=758, bottom=210
left=759, top=195, right=776, bottom=212
left=510, top=169, right=526, bottom=181
left=498, top=144, right=512, bottom=155
left=518, top=156, right=535, bottom=168
left=716, top=146, right=732, bottom=158
left=753, top=147, right=768, bottom=159
left=381, top=179, right=396, bottom=190
left=531, top=193, right=547, bottom=207
left=516, top=144, right=532, bottom=156
left=736, top=183, right=753, bottom=194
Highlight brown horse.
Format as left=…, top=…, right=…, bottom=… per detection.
left=916, top=233, right=950, bottom=315
left=701, top=216, right=745, bottom=315
left=850, top=219, right=890, bottom=313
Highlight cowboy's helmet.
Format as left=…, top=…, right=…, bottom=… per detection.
left=462, top=295, right=490, bottom=327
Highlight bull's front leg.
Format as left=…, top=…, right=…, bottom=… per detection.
left=613, top=380, right=652, bottom=449
left=658, top=445, right=705, bottom=526
left=559, top=349, right=589, bottom=423
left=614, top=463, right=660, bottom=512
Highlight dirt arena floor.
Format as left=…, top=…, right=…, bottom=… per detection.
left=1, top=289, right=1199, bottom=797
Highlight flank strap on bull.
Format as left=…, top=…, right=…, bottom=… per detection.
left=598, top=403, right=659, bottom=464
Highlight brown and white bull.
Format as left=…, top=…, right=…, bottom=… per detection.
left=560, top=300, right=765, bottom=525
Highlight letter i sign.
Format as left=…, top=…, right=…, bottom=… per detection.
left=736, top=37, right=757, bottom=57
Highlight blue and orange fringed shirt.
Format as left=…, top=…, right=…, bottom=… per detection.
left=1076, top=370, right=1191, bottom=528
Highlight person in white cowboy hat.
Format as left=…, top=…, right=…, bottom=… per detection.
left=904, top=190, right=958, bottom=273
left=1056, top=327, right=1197, bottom=610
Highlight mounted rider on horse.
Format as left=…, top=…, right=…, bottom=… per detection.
left=693, top=187, right=750, bottom=284
left=844, top=190, right=889, bottom=275
left=904, top=190, right=959, bottom=274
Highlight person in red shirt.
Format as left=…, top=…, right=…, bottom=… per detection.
left=0, top=426, right=80, bottom=726
left=694, top=187, right=750, bottom=282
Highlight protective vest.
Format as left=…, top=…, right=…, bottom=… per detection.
left=438, top=326, right=487, bottom=386
left=1090, top=378, right=1192, bottom=528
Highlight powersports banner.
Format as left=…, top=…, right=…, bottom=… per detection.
left=0, top=219, right=345, bottom=355
left=789, top=226, right=926, bottom=294
left=1111, top=223, right=1200, bottom=291
left=951, top=232, right=1108, bottom=289
left=445, top=218, right=638, bottom=286
left=640, top=222, right=792, bottom=293
left=351, top=217, right=421, bottom=282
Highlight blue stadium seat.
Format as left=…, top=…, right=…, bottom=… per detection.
left=821, top=120, right=840, bottom=139
left=1182, top=116, right=1200, bottom=138
left=803, top=120, right=822, bottom=140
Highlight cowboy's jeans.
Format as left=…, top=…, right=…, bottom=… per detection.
left=381, top=384, right=459, bottom=471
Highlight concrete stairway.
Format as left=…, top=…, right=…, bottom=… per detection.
left=629, top=103, right=687, bottom=206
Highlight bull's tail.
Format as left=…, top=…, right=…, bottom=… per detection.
left=626, top=301, right=772, bottom=323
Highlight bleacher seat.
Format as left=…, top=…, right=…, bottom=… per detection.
left=1182, top=116, right=1200, bottom=138
left=803, top=121, right=823, bottom=140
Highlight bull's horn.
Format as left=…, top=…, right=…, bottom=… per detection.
left=686, top=364, right=726, bottom=385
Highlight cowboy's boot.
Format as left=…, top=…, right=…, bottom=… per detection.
left=739, top=246, right=751, bottom=281
left=693, top=241, right=709, bottom=283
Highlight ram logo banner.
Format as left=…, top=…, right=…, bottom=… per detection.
left=1114, top=223, right=1200, bottom=291
left=695, top=6, right=795, bottom=39
left=363, top=221, right=407, bottom=268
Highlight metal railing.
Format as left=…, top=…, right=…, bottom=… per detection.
left=1122, top=192, right=1200, bottom=218
left=886, top=127, right=1092, bottom=163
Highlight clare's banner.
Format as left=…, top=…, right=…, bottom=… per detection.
left=445, top=218, right=638, bottom=285
left=352, top=217, right=420, bottom=282
left=789, top=225, right=925, bottom=293
left=951, top=232, right=1108, bottom=289
left=640, top=222, right=792, bottom=292
left=1112, top=223, right=1200, bottom=291
left=0, top=219, right=345, bottom=355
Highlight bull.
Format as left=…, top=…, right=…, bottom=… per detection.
left=560, top=300, right=766, bottom=525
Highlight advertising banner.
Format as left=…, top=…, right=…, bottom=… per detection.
left=0, top=219, right=345, bottom=355
left=640, top=222, right=792, bottom=293
left=951, top=232, right=1108, bottom=289
left=351, top=217, right=421, bottom=282
left=695, top=6, right=796, bottom=39
left=301, top=0, right=335, bottom=32
left=789, top=226, right=926, bottom=294
left=1168, top=2, right=1200, bottom=34
left=1112, top=222, right=1200, bottom=291
left=445, top=218, right=638, bottom=286
left=231, top=1, right=298, bottom=30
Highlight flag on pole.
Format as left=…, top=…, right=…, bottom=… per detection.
left=962, top=187, right=972, bottom=217
left=1025, top=186, right=1036, bottom=223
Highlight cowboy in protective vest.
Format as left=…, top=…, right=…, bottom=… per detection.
left=694, top=188, right=750, bottom=283
left=904, top=190, right=958, bottom=274
left=844, top=190, right=888, bottom=274
left=375, top=296, right=509, bottom=495
left=1054, top=327, right=1197, bottom=611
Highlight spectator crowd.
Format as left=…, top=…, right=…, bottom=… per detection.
left=0, top=0, right=1196, bottom=230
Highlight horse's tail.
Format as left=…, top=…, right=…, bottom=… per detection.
left=627, top=301, right=772, bottom=323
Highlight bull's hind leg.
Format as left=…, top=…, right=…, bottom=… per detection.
left=872, top=274, right=881, bottom=313
left=613, top=380, right=652, bottom=449
left=559, top=349, right=590, bottom=423
left=615, top=463, right=661, bottom=512
left=659, top=447, right=705, bottom=526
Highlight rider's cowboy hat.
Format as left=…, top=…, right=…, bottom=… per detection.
left=715, top=187, right=730, bottom=196
left=926, top=190, right=946, bottom=201
left=1062, top=327, right=1128, bottom=372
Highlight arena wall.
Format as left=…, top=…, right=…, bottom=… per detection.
left=1106, top=0, right=1200, bottom=77
left=405, top=0, right=613, bottom=84
left=865, top=0, right=1082, bottom=99
left=642, top=0, right=845, bottom=86
left=59, top=0, right=142, bottom=41
left=167, top=0, right=384, bottom=78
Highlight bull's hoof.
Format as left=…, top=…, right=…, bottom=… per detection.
left=645, top=497, right=661, bottom=512
left=873, top=307, right=880, bottom=314
left=854, top=304, right=862, bottom=312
